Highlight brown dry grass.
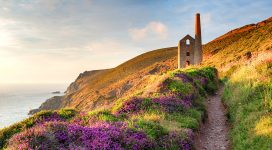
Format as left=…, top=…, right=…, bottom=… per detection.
left=37, top=16, right=272, bottom=112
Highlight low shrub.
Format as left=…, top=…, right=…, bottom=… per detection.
left=115, top=98, right=154, bottom=115
left=132, top=120, right=167, bottom=139
left=0, top=110, right=56, bottom=148
left=89, top=110, right=120, bottom=122
left=157, top=130, right=194, bottom=150
left=7, top=121, right=155, bottom=150
left=58, top=108, right=77, bottom=119
left=0, top=109, right=78, bottom=149
left=1, top=67, right=219, bottom=150
left=167, top=80, right=193, bottom=95
left=205, top=81, right=218, bottom=94
left=152, top=95, right=192, bottom=112
left=166, top=113, right=199, bottom=130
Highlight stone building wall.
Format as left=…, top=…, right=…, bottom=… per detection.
left=178, top=35, right=195, bottom=68
left=178, top=13, right=202, bottom=69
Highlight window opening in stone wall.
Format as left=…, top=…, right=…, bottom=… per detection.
left=186, top=39, right=190, bottom=45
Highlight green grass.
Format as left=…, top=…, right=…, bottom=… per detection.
left=222, top=58, right=272, bottom=150
left=1, top=67, right=219, bottom=150
left=129, top=119, right=168, bottom=139
left=167, top=80, right=193, bottom=95
left=0, top=109, right=78, bottom=148
left=1, top=16, right=272, bottom=149
left=59, top=108, right=77, bottom=119
left=86, top=67, right=217, bottom=147
left=31, top=17, right=272, bottom=120
left=88, top=109, right=121, bottom=122
left=0, top=110, right=52, bottom=148
left=166, top=112, right=200, bottom=129
left=202, top=18, right=272, bottom=78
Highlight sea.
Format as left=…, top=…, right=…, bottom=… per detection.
left=0, top=83, right=68, bottom=129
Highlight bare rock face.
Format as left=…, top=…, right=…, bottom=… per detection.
left=28, top=96, right=63, bottom=115
left=65, top=82, right=79, bottom=94
left=28, top=69, right=110, bottom=115
left=28, top=46, right=177, bottom=114
left=28, top=16, right=272, bottom=115
left=28, top=16, right=272, bottom=116
left=65, top=70, right=109, bottom=94
left=65, top=71, right=91, bottom=94
left=28, top=109, right=39, bottom=115
left=244, top=51, right=252, bottom=60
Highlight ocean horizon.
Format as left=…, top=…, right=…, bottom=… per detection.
left=0, top=83, right=68, bottom=129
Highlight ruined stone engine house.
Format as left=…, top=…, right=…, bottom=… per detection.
left=178, top=13, right=203, bottom=68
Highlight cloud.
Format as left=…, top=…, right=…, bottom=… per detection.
left=202, top=13, right=212, bottom=26
left=86, top=40, right=126, bottom=55
left=0, top=17, right=19, bottom=48
left=0, top=0, right=271, bottom=83
left=38, top=0, right=62, bottom=10
left=129, top=21, right=168, bottom=41
left=85, top=39, right=140, bottom=56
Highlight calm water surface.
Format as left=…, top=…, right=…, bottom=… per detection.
left=0, top=83, right=68, bottom=129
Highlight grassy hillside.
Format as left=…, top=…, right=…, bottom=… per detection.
left=31, top=47, right=178, bottom=114
left=0, top=67, right=218, bottom=149
left=205, top=17, right=272, bottom=149
left=32, top=17, right=272, bottom=114
left=222, top=51, right=272, bottom=149
left=4, top=16, right=271, bottom=149
left=203, top=17, right=272, bottom=77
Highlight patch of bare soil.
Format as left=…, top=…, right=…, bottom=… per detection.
left=194, top=87, right=230, bottom=150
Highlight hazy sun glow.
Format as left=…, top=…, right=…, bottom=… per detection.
left=0, top=0, right=271, bottom=84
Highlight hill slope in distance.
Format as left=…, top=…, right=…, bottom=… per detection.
left=31, top=16, right=272, bottom=114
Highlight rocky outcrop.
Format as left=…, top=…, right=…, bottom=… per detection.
left=65, top=70, right=109, bottom=94
left=29, top=69, right=110, bottom=114
left=28, top=96, right=63, bottom=115
left=29, top=16, right=272, bottom=115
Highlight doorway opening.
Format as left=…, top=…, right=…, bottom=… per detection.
left=186, top=61, right=190, bottom=66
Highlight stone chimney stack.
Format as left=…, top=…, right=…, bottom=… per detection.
left=177, top=13, right=203, bottom=69
left=194, top=13, right=202, bottom=64
left=195, top=13, right=201, bottom=37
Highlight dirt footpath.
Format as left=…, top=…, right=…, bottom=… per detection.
left=194, top=87, right=230, bottom=150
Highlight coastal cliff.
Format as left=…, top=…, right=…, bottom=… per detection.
left=2, top=16, right=271, bottom=150
left=29, top=17, right=272, bottom=115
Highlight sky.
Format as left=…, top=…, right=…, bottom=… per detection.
left=0, top=0, right=271, bottom=84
